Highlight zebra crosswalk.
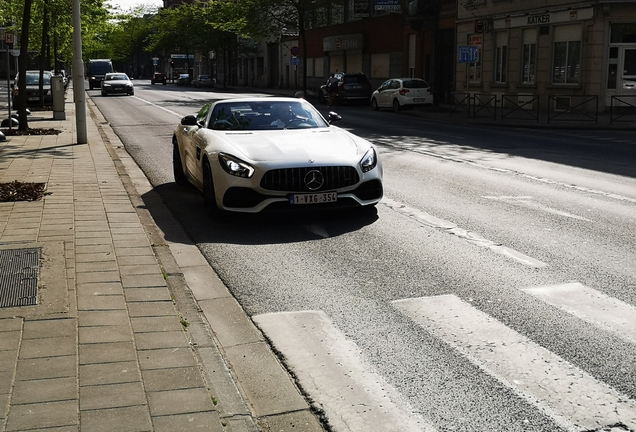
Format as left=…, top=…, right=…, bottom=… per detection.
left=254, top=283, right=636, bottom=432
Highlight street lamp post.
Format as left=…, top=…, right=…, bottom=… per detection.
left=72, top=0, right=87, bottom=143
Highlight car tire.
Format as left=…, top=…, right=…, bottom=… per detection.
left=202, top=159, right=219, bottom=217
left=371, top=98, right=379, bottom=111
left=393, top=99, right=401, bottom=113
left=172, top=140, right=189, bottom=186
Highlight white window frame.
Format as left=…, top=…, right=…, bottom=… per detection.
left=521, top=28, right=537, bottom=84
left=494, top=31, right=508, bottom=84
left=552, top=24, right=582, bottom=85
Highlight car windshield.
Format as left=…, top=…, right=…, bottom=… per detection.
left=106, top=74, right=128, bottom=81
left=209, top=100, right=329, bottom=131
left=180, top=74, right=189, bottom=78
left=402, top=80, right=429, bottom=88
left=24, top=73, right=51, bottom=85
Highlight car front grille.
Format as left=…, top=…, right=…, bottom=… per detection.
left=261, top=166, right=359, bottom=192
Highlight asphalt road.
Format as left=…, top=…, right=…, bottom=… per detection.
left=90, top=80, right=636, bottom=432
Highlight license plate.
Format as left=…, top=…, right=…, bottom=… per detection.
left=413, top=98, right=425, bottom=102
left=28, top=97, right=39, bottom=101
left=290, top=192, right=337, bottom=205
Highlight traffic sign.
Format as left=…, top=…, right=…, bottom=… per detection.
left=457, top=46, right=479, bottom=63
left=290, top=46, right=300, bottom=56
left=5, top=32, right=15, bottom=45
left=290, top=57, right=300, bottom=65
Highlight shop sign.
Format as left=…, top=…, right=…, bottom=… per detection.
left=323, top=34, right=364, bottom=52
left=375, top=0, right=401, bottom=11
left=494, top=7, right=593, bottom=29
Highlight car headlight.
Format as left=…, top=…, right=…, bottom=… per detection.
left=103, top=83, right=111, bottom=87
left=218, top=153, right=254, bottom=178
left=360, top=147, right=377, bottom=173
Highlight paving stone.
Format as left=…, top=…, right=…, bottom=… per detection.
left=131, top=316, right=183, bottom=333
left=152, top=411, right=225, bottom=432
left=0, top=331, right=21, bottom=351
left=5, top=400, right=78, bottom=431
left=79, top=325, right=133, bottom=344
left=76, top=260, right=118, bottom=273
left=80, top=382, right=146, bottom=410
left=137, top=348, right=197, bottom=370
left=0, top=370, right=13, bottom=394
left=15, top=355, right=76, bottom=381
left=23, top=319, right=76, bottom=339
left=78, top=310, right=130, bottom=327
left=121, top=273, right=167, bottom=288
left=114, top=246, right=155, bottom=257
left=0, top=317, right=23, bottom=332
left=134, top=331, right=190, bottom=350
left=147, top=387, right=215, bottom=416
left=117, top=254, right=158, bottom=266
left=124, top=287, right=171, bottom=302
left=0, top=349, right=18, bottom=371
left=76, top=270, right=120, bottom=284
left=79, top=341, right=137, bottom=365
left=11, top=376, right=77, bottom=404
left=20, top=336, right=76, bottom=358
left=127, top=301, right=177, bottom=318
left=119, top=264, right=162, bottom=276
left=80, top=405, right=152, bottom=432
left=141, top=366, right=205, bottom=392
left=77, top=294, right=127, bottom=311
left=79, top=361, right=141, bottom=386
left=76, top=282, right=124, bottom=296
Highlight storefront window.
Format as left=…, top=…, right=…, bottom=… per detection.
left=521, top=28, right=537, bottom=84
left=552, top=25, right=581, bottom=84
left=494, top=31, right=508, bottom=83
left=610, top=23, right=636, bottom=43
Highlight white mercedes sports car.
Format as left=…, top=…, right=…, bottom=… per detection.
left=172, top=97, right=383, bottom=214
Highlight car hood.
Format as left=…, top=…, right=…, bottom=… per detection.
left=218, top=128, right=364, bottom=163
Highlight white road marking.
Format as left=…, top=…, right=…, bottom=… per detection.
left=483, top=196, right=593, bottom=222
left=130, top=95, right=183, bottom=117
left=253, top=310, right=435, bottom=432
left=393, top=295, right=636, bottom=432
left=381, top=197, right=548, bottom=268
left=521, top=282, right=636, bottom=344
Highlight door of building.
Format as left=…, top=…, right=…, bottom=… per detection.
left=618, top=47, right=636, bottom=95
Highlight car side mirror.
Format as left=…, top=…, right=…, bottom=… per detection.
left=327, top=111, right=342, bottom=124
left=180, top=115, right=198, bottom=126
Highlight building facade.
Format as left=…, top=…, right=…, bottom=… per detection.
left=455, top=0, right=636, bottom=112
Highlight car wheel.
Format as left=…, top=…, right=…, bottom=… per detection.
left=172, top=139, right=189, bottom=186
left=393, top=99, right=401, bottom=113
left=202, top=159, right=219, bottom=217
left=371, top=98, right=379, bottom=111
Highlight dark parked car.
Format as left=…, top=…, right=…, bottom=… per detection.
left=12, top=71, right=53, bottom=107
left=177, top=74, right=191, bottom=86
left=318, top=72, right=372, bottom=105
left=101, top=73, right=134, bottom=96
left=151, top=72, right=167, bottom=85
left=193, top=75, right=214, bottom=88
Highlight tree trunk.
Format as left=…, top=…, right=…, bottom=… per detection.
left=17, top=0, right=33, bottom=131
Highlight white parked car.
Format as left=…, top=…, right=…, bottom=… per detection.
left=172, top=97, right=383, bottom=214
left=371, top=78, right=433, bottom=112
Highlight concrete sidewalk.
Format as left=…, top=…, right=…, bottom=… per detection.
left=0, top=98, right=324, bottom=431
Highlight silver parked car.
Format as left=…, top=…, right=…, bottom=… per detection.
left=172, top=97, right=383, bottom=214
left=371, top=78, right=433, bottom=112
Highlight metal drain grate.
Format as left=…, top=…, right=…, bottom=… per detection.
left=0, top=248, right=40, bottom=307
